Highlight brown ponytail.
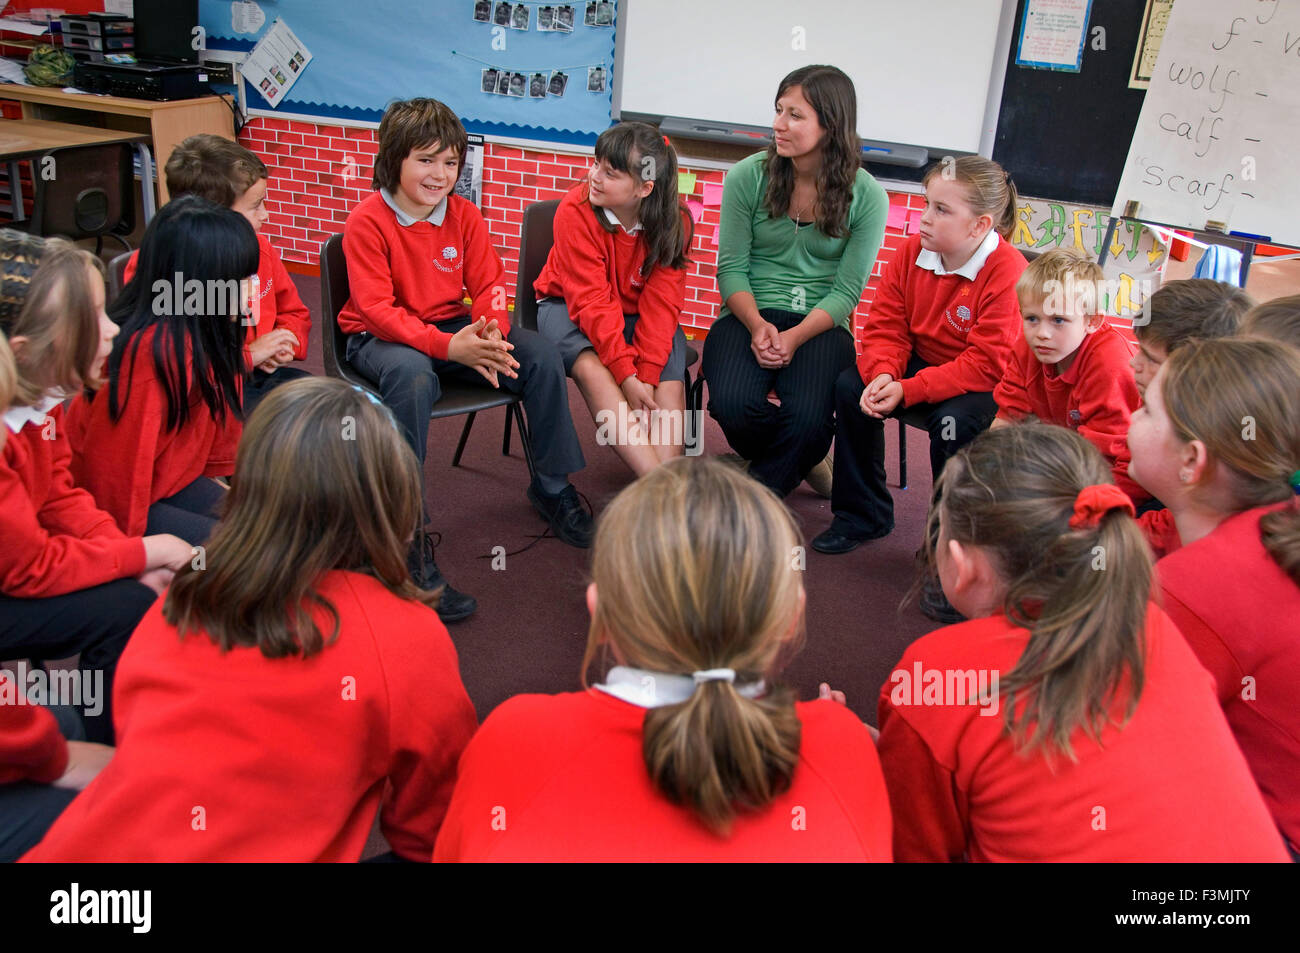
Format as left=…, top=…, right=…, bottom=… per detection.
left=923, top=155, right=1018, bottom=240
left=1160, top=337, right=1300, bottom=585
left=928, top=423, right=1153, bottom=758
left=582, top=457, right=805, bottom=834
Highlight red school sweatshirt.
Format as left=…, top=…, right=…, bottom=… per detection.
left=876, top=605, right=1289, bottom=862
left=123, top=232, right=312, bottom=362
left=433, top=691, right=892, bottom=862
left=533, top=183, right=687, bottom=387
left=67, top=326, right=242, bottom=537
left=1157, top=502, right=1300, bottom=853
left=858, top=234, right=1025, bottom=406
left=994, top=321, right=1149, bottom=503
left=23, top=570, right=478, bottom=862
left=0, top=674, right=68, bottom=786
left=337, top=191, right=510, bottom=360
left=0, top=403, right=146, bottom=597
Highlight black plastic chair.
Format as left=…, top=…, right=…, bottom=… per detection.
left=107, top=250, right=131, bottom=300
left=319, top=233, right=535, bottom=477
left=514, top=199, right=703, bottom=422
left=28, top=142, right=134, bottom=255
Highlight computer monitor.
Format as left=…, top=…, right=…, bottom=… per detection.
left=133, top=0, right=200, bottom=65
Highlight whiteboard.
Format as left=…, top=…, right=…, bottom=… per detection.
left=1112, top=0, right=1300, bottom=246
left=614, top=0, right=1011, bottom=155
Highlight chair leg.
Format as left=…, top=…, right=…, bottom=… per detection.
left=502, top=404, right=513, bottom=456
left=512, top=403, right=538, bottom=483
left=452, top=412, right=477, bottom=467
left=897, top=417, right=908, bottom=490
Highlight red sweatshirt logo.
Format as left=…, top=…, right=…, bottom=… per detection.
left=946, top=304, right=974, bottom=333
left=434, top=245, right=462, bottom=274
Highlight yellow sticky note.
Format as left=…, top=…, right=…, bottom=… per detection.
left=677, top=171, right=697, bottom=195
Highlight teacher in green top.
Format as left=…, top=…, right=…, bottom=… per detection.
left=702, top=64, right=888, bottom=498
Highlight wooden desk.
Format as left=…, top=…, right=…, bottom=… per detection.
left=0, top=118, right=152, bottom=224
left=0, top=85, right=235, bottom=205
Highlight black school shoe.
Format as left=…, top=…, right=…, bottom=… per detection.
left=811, top=522, right=891, bottom=555
left=408, top=530, right=478, bottom=624
left=527, top=481, right=594, bottom=548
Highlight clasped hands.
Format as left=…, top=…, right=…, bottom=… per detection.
left=448, top=317, right=519, bottom=387
left=749, top=321, right=800, bottom=369
left=859, top=372, right=904, bottom=418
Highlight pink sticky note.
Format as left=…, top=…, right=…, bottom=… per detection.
left=702, top=182, right=724, bottom=207
left=686, top=198, right=703, bottom=224
left=886, top=205, right=908, bottom=231
left=906, top=210, right=924, bottom=234
left=710, top=225, right=718, bottom=247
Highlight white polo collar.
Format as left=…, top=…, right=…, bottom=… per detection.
left=380, top=188, right=448, bottom=227
left=602, top=206, right=642, bottom=234
left=916, top=228, right=1000, bottom=279
left=4, top=390, right=64, bottom=434
left=593, top=665, right=766, bottom=709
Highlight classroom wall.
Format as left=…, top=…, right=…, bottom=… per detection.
left=237, top=116, right=924, bottom=338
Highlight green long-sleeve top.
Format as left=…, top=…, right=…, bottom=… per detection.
left=716, top=151, right=889, bottom=333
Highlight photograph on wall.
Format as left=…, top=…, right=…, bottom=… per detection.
left=529, top=71, right=548, bottom=98
left=510, top=3, right=530, bottom=30
left=596, top=1, right=613, bottom=26
left=493, top=1, right=511, bottom=26
left=507, top=71, right=527, bottom=97
left=554, top=4, right=575, bottom=32
left=538, top=5, right=555, bottom=31
left=481, top=67, right=500, bottom=93
left=473, top=0, right=492, bottom=23
left=495, top=70, right=512, bottom=95
left=454, top=133, right=485, bottom=206
left=584, top=2, right=597, bottom=26
left=548, top=69, right=569, bottom=96
left=587, top=64, right=606, bottom=92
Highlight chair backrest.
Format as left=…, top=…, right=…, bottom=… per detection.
left=31, top=142, right=135, bottom=241
left=318, top=233, right=377, bottom=391
left=107, top=251, right=131, bottom=300
left=513, top=199, right=560, bottom=331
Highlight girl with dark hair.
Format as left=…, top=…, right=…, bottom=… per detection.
left=534, top=121, right=692, bottom=475
left=1128, top=337, right=1300, bottom=856
left=25, top=378, right=478, bottom=861
left=701, top=64, right=888, bottom=498
left=0, top=230, right=192, bottom=747
left=69, top=195, right=258, bottom=544
left=434, top=456, right=891, bottom=861
left=876, top=423, right=1288, bottom=862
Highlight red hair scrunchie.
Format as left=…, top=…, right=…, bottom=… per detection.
left=1069, top=484, right=1135, bottom=530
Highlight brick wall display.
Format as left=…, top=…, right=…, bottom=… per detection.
left=240, top=115, right=924, bottom=340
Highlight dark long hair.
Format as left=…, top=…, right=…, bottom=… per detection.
left=764, top=65, right=859, bottom=238
left=106, top=195, right=257, bottom=431
left=591, top=121, right=689, bottom=274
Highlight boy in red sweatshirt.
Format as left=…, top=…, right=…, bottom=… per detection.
left=337, top=99, right=589, bottom=620
left=122, top=134, right=312, bottom=413
left=992, top=249, right=1147, bottom=503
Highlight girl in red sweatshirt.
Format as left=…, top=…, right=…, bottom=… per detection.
left=435, top=456, right=892, bottom=862
left=0, top=231, right=192, bottom=744
left=25, top=378, right=478, bottom=862
left=876, top=422, right=1288, bottom=862
left=813, top=155, right=1026, bottom=622
left=69, top=196, right=255, bottom=544
left=1127, top=337, right=1300, bottom=858
left=533, top=122, right=691, bottom=476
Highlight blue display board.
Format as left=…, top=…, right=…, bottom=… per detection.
left=200, top=0, right=617, bottom=144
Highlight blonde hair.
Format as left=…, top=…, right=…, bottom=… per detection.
left=1016, top=248, right=1104, bottom=316
left=922, top=155, right=1019, bottom=239
left=1241, top=294, right=1300, bottom=351
left=4, top=241, right=105, bottom=407
left=1160, top=337, right=1300, bottom=584
left=928, top=424, right=1152, bottom=758
left=163, top=377, right=432, bottom=657
left=0, top=331, right=15, bottom=412
left=582, top=457, right=805, bottom=834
